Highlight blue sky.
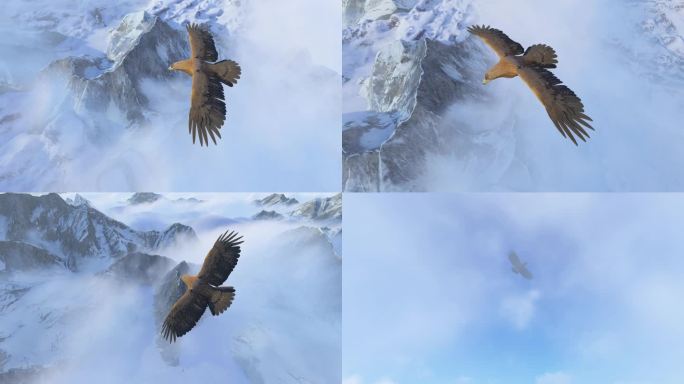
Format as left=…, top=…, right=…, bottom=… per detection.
left=344, top=193, right=684, bottom=384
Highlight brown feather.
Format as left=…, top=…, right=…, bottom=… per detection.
left=468, top=25, right=524, bottom=58
left=517, top=66, right=594, bottom=145
left=186, top=23, right=218, bottom=61
left=190, top=71, right=227, bottom=146
left=197, top=230, right=243, bottom=287
left=161, top=290, right=209, bottom=343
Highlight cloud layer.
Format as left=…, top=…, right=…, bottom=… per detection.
left=344, top=193, right=684, bottom=383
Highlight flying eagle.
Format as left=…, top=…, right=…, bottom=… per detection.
left=161, top=230, right=243, bottom=342
left=468, top=25, right=593, bottom=145
left=169, top=24, right=241, bottom=146
left=508, top=251, right=533, bottom=280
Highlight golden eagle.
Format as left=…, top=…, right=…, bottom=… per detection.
left=508, top=251, right=533, bottom=280
left=169, top=24, right=241, bottom=146
left=468, top=25, right=594, bottom=145
left=161, top=230, right=243, bottom=342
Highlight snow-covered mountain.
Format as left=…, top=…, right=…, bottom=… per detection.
left=128, top=192, right=164, bottom=205
left=0, top=193, right=197, bottom=271
left=252, top=210, right=284, bottom=221
left=0, top=193, right=341, bottom=383
left=343, top=0, right=684, bottom=192
left=0, top=0, right=340, bottom=191
left=64, top=194, right=93, bottom=208
left=626, top=0, right=684, bottom=83
left=342, top=0, right=515, bottom=191
left=289, top=193, right=342, bottom=222
left=253, top=193, right=299, bottom=207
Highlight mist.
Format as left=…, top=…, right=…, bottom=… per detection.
left=344, top=193, right=684, bottom=383
left=418, top=0, right=684, bottom=191
left=0, top=193, right=341, bottom=383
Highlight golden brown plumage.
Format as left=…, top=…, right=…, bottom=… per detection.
left=468, top=25, right=593, bottom=145
left=161, top=230, right=243, bottom=342
left=169, top=24, right=241, bottom=146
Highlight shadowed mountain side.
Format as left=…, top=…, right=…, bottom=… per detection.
left=289, top=193, right=342, bottom=222
left=344, top=38, right=495, bottom=191
left=253, top=193, right=299, bottom=207
left=154, top=261, right=200, bottom=366
left=0, top=193, right=198, bottom=270
left=40, top=11, right=187, bottom=125
left=0, top=241, right=64, bottom=274
left=102, top=252, right=176, bottom=285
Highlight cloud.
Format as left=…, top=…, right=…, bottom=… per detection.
left=418, top=0, right=684, bottom=191
left=343, top=376, right=398, bottom=384
left=343, top=375, right=364, bottom=384
left=344, top=193, right=684, bottom=382
left=536, top=372, right=572, bottom=384
left=375, top=379, right=398, bottom=384
left=500, top=289, right=541, bottom=329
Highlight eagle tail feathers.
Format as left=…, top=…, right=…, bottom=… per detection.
left=523, top=44, right=558, bottom=68
left=208, top=286, right=235, bottom=316
left=209, top=60, right=241, bottom=87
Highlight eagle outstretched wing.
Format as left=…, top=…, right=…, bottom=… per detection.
left=508, top=251, right=522, bottom=265
left=186, top=24, right=218, bottom=61
left=197, top=230, right=243, bottom=287
left=189, top=71, right=226, bottom=146
left=508, top=251, right=533, bottom=280
left=517, top=66, right=594, bottom=145
left=468, top=25, right=524, bottom=58
left=161, top=290, right=209, bottom=342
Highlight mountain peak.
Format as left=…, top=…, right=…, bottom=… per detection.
left=254, top=193, right=299, bottom=207
left=128, top=192, right=163, bottom=205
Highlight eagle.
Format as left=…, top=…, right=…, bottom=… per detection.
left=169, top=24, right=241, bottom=146
left=508, top=251, right=533, bottom=280
left=468, top=25, right=593, bottom=145
left=161, top=230, right=243, bottom=342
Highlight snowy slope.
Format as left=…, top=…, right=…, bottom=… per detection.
left=0, top=193, right=197, bottom=271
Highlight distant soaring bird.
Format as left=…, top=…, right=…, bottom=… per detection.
left=161, top=230, right=243, bottom=342
left=169, top=24, right=241, bottom=146
left=508, top=251, right=533, bottom=280
left=468, top=25, right=593, bottom=145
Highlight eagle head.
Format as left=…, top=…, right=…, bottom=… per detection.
left=482, top=73, right=491, bottom=85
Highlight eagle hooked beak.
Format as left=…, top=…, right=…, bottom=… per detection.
left=482, top=78, right=490, bottom=85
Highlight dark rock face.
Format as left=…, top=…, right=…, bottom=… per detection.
left=252, top=210, right=284, bottom=221
left=148, top=223, right=199, bottom=250
left=41, top=11, right=188, bottom=126
left=0, top=193, right=139, bottom=267
left=0, top=193, right=197, bottom=270
left=343, top=38, right=493, bottom=191
left=0, top=241, right=63, bottom=274
left=289, top=193, right=342, bottom=222
left=103, top=252, right=175, bottom=285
